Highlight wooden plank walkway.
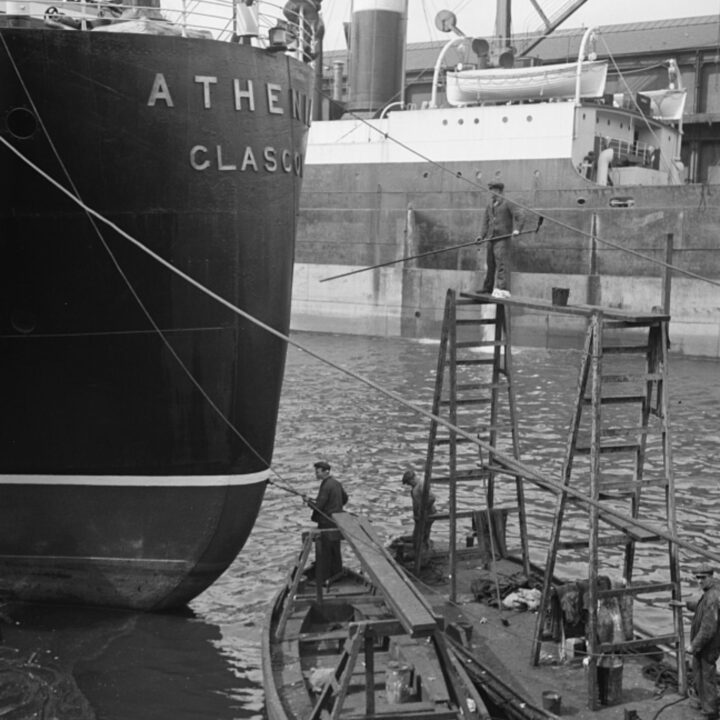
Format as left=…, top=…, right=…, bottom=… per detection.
left=461, top=292, right=669, bottom=323
left=334, top=512, right=439, bottom=638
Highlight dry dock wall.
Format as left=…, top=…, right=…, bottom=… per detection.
left=292, top=183, right=720, bottom=358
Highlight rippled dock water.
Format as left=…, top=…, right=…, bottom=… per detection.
left=3, top=331, right=718, bottom=719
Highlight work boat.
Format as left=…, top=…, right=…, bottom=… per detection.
left=0, top=0, right=317, bottom=609
left=296, top=1, right=720, bottom=356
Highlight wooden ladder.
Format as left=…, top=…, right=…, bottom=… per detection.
left=414, top=289, right=530, bottom=599
left=530, top=309, right=686, bottom=708
left=308, top=621, right=366, bottom=720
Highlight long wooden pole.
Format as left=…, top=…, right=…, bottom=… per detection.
left=319, top=220, right=543, bottom=283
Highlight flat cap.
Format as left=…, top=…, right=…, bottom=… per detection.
left=401, top=470, right=415, bottom=485
left=314, top=460, right=331, bottom=471
left=488, top=181, right=505, bottom=191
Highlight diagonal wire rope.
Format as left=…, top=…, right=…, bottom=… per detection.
left=4, top=133, right=720, bottom=568
left=311, top=76, right=720, bottom=288
left=0, top=33, right=284, bottom=477
left=2, top=32, right=718, bottom=560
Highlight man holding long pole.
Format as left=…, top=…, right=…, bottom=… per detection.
left=476, top=181, right=524, bottom=298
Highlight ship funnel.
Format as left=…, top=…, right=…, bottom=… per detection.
left=347, top=0, right=408, bottom=116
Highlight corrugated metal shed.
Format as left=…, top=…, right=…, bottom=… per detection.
left=322, top=14, right=720, bottom=75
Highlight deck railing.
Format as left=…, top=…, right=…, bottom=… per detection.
left=4, top=0, right=322, bottom=58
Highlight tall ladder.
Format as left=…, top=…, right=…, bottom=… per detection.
left=530, top=308, right=685, bottom=709
left=414, top=289, right=530, bottom=600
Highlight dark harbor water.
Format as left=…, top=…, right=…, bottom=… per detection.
left=2, top=331, right=719, bottom=719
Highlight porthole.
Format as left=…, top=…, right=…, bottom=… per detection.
left=526, top=115, right=533, bottom=122
left=11, top=309, right=37, bottom=334
left=458, top=118, right=464, bottom=125
left=502, top=116, right=508, bottom=123
left=442, top=119, right=448, bottom=126
left=6, top=107, right=38, bottom=140
left=577, top=197, right=587, bottom=205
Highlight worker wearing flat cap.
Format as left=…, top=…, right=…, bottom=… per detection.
left=305, top=460, right=348, bottom=584
left=476, top=181, right=524, bottom=299
left=686, top=563, right=720, bottom=719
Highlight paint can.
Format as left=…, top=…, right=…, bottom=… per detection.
left=541, top=690, right=561, bottom=714
left=385, top=661, right=412, bottom=704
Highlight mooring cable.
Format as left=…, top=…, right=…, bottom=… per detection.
left=3, top=114, right=720, bottom=570
left=310, top=80, right=720, bottom=289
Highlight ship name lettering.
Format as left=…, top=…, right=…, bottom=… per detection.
left=195, top=75, right=218, bottom=109
left=190, top=145, right=303, bottom=176
left=234, top=79, right=255, bottom=111
left=290, top=89, right=312, bottom=126
left=148, top=76, right=310, bottom=124
left=147, top=73, right=174, bottom=107
left=264, top=147, right=277, bottom=172
left=266, top=83, right=283, bottom=115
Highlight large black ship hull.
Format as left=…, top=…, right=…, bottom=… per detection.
left=0, top=22, right=313, bottom=609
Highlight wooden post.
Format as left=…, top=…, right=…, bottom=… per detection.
left=587, top=313, right=603, bottom=710
left=587, top=213, right=600, bottom=306
left=531, top=323, right=594, bottom=665
left=415, top=290, right=453, bottom=575
left=503, top=305, right=530, bottom=576
left=364, top=629, right=375, bottom=715
left=659, top=318, right=687, bottom=693
left=661, top=233, right=673, bottom=314
left=449, top=296, right=458, bottom=604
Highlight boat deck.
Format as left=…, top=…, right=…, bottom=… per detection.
left=263, top=517, right=491, bottom=720
left=406, top=547, right=700, bottom=719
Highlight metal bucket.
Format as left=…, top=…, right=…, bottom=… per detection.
left=541, top=690, right=561, bottom=713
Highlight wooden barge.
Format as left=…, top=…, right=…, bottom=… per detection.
left=261, top=513, right=493, bottom=720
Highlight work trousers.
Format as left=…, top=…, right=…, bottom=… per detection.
left=412, top=517, right=434, bottom=550
left=693, top=647, right=719, bottom=718
left=480, top=238, right=509, bottom=291
left=315, top=529, right=342, bottom=583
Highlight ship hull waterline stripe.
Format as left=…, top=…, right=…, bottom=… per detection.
left=0, top=554, right=190, bottom=566
left=0, top=470, right=270, bottom=486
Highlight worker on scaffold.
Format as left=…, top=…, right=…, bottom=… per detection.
left=476, top=181, right=524, bottom=299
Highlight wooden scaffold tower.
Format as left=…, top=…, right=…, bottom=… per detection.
left=528, top=303, right=686, bottom=709
left=413, top=289, right=685, bottom=710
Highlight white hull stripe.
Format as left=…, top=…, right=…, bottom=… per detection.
left=0, top=470, right=270, bottom=487
left=0, top=554, right=190, bottom=566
